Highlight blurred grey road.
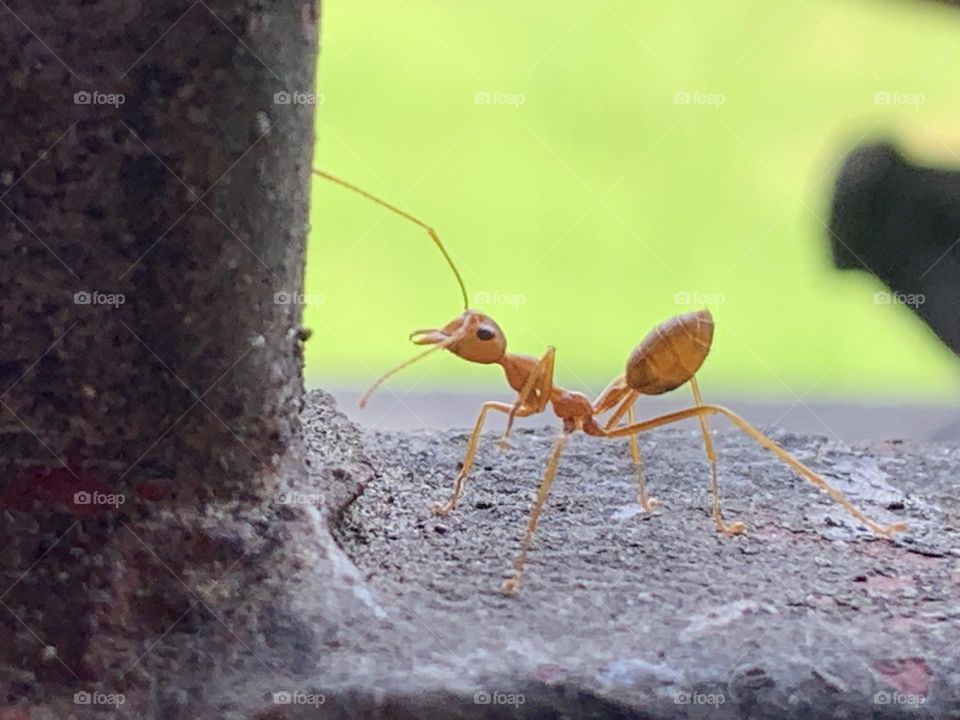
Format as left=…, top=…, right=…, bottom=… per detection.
left=326, top=387, right=960, bottom=443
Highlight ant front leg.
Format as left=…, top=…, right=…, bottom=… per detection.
left=432, top=401, right=535, bottom=516
left=497, top=346, right=556, bottom=451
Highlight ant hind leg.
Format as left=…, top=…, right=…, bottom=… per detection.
left=627, top=403, right=659, bottom=513
left=605, top=403, right=908, bottom=538
left=690, top=377, right=746, bottom=536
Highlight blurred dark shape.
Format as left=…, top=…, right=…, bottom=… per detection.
left=828, top=140, right=960, bottom=356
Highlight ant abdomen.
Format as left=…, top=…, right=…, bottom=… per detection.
left=626, top=309, right=715, bottom=395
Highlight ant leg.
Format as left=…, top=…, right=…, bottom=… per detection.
left=604, top=404, right=908, bottom=538
left=502, top=433, right=569, bottom=595
left=497, top=346, right=556, bottom=450
left=600, top=391, right=657, bottom=512
left=627, top=402, right=659, bottom=512
left=689, top=377, right=745, bottom=535
left=432, top=401, right=533, bottom=516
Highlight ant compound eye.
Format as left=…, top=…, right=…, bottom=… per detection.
left=476, top=326, right=496, bottom=341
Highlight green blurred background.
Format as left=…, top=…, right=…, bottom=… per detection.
left=306, top=0, right=960, bottom=414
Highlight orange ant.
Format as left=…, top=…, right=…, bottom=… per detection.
left=314, top=170, right=908, bottom=595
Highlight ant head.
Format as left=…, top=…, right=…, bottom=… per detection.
left=358, top=309, right=507, bottom=407
left=411, top=310, right=506, bottom=364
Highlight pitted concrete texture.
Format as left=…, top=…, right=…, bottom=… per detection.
left=305, top=390, right=960, bottom=719
left=10, top=390, right=957, bottom=719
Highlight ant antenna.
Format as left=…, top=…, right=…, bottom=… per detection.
left=357, top=319, right=474, bottom=408
left=313, top=170, right=469, bottom=310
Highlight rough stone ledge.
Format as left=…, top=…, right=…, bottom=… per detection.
left=4, top=389, right=959, bottom=719
left=317, top=390, right=960, bottom=720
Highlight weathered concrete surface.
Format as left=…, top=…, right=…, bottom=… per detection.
left=299, top=390, right=958, bottom=719
left=6, top=390, right=959, bottom=718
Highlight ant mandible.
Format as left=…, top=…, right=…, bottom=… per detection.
left=314, top=170, right=908, bottom=595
